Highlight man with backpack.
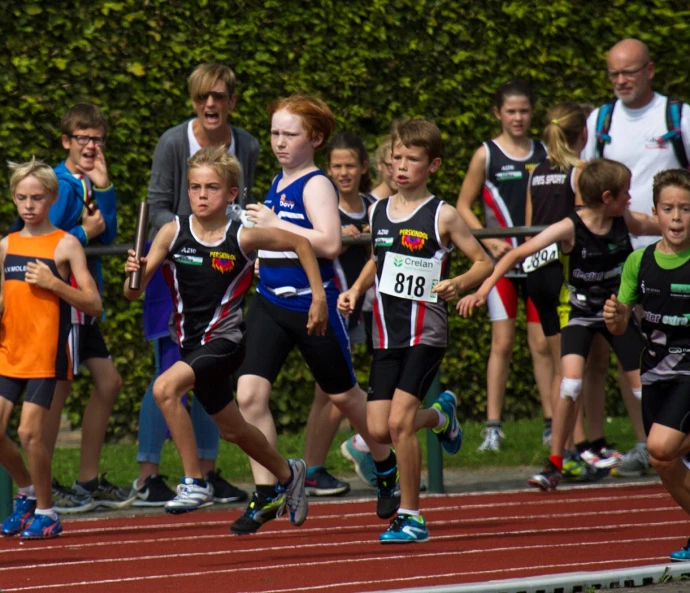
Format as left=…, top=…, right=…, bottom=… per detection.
left=581, top=38, right=690, bottom=479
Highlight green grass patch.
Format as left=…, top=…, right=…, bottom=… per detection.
left=50, top=416, right=640, bottom=488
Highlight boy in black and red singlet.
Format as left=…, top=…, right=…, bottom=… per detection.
left=339, top=119, right=493, bottom=543
left=124, top=145, right=319, bottom=530
left=0, top=159, right=101, bottom=540
left=604, top=169, right=690, bottom=562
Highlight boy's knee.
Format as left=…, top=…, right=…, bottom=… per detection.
left=152, top=378, right=173, bottom=407
left=367, top=422, right=391, bottom=445
left=17, top=424, right=38, bottom=449
left=647, top=440, right=679, bottom=464
left=559, top=377, right=582, bottom=402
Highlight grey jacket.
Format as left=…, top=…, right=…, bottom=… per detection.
left=147, top=120, right=260, bottom=233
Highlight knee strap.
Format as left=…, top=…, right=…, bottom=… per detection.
left=632, top=387, right=642, bottom=400
left=559, top=377, right=582, bottom=402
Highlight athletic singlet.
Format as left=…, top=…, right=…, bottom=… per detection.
left=637, top=245, right=690, bottom=382
left=482, top=139, right=547, bottom=248
left=257, top=169, right=337, bottom=312
left=162, top=216, right=254, bottom=349
left=561, top=212, right=632, bottom=317
left=529, top=160, right=576, bottom=226
left=334, top=193, right=374, bottom=330
left=370, top=196, right=451, bottom=349
left=0, top=230, right=71, bottom=379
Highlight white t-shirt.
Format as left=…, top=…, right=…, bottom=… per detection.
left=581, top=92, right=690, bottom=248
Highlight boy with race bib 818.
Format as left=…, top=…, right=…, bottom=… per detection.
left=338, top=119, right=493, bottom=543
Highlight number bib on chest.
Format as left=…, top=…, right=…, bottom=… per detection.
left=379, top=252, right=441, bottom=303
left=522, top=242, right=558, bottom=273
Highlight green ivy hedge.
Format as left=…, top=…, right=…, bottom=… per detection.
left=1, top=0, right=689, bottom=437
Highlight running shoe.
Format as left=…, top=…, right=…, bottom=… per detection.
left=477, top=426, right=504, bottom=452
left=165, top=478, right=214, bottom=514
left=375, top=465, right=400, bottom=519
left=527, top=459, right=562, bottom=491
left=20, top=513, right=62, bottom=540
left=561, top=453, right=609, bottom=482
left=671, top=538, right=690, bottom=562
left=74, top=473, right=137, bottom=510
left=340, top=437, right=376, bottom=488
left=542, top=427, right=552, bottom=447
left=205, top=469, right=248, bottom=503
left=276, top=458, right=308, bottom=526
left=2, top=493, right=36, bottom=536
left=53, top=478, right=95, bottom=514
left=379, top=513, right=429, bottom=544
left=304, top=466, right=350, bottom=497
left=611, top=442, right=654, bottom=477
left=230, top=491, right=285, bottom=535
left=580, top=448, right=619, bottom=469
left=431, top=390, right=463, bottom=454
left=132, top=474, right=176, bottom=507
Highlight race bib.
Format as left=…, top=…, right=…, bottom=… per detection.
left=378, top=252, right=441, bottom=303
left=522, top=243, right=558, bottom=273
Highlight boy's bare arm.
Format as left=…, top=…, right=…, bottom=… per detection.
left=124, top=222, right=176, bottom=301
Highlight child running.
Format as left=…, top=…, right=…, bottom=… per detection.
left=456, top=80, right=552, bottom=452
left=123, top=145, right=314, bottom=528
left=339, top=119, right=493, bottom=542
left=458, top=158, right=659, bottom=490
left=0, top=159, right=101, bottom=540
left=231, top=95, right=394, bottom=535
left=603, top=169, right=690, bottom=561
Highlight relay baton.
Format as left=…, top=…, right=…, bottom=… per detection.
left=129, top=202, right=149, bottom=290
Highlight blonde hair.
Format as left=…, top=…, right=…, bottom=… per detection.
left=188, top=63, right=236, bottom=99
left=543, top=102, right=586, bottom=173
left=578, top=158, right=631, bottom=207
left=187, top=145, right=242, bottom=190
left=8, top=157, right=58, bottom=197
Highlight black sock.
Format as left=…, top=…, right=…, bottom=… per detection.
left=543, top=418, right=552, bottom=429
left=487, top=420, right=501, bottom=429
left=589, top=437, right=606, bottom=452
left=374, top=450, right=397, bottom=475
left=256, top=484, right=276, bottom=498
left=575, top=441, right=591, bottom=455
left=76, top=477, right=99, bottom=492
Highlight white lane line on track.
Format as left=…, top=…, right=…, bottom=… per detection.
left=0, top=505, right=682, bottom=557
left=0, top=524, right=685, bottom=574
left=0, top=555, right=671, bottom=592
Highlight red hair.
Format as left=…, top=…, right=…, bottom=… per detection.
left=268, top=95, right=336, bottom=149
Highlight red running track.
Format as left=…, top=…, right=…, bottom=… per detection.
left=0, top=482, right=687, bottom=593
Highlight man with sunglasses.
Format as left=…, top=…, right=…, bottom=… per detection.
left=580, top=38, right=690, bottom=480
left=133, top=64, right=259, bottom=507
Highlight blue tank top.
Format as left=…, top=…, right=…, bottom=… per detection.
left=257, top=169, right=338, bottom=312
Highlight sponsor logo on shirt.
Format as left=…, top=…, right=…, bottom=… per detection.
left=173, top=254, right=203, bottom=266
left=210, top=251, right=236, bottom=273
left=279, top=194, right=295, bottom=210
left=375, top=238, right=394, bottom=247
left=399, top=228, right=427, bottom=252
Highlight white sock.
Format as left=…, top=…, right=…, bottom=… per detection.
left=34, top=507, right=58, bottom=521
left=352, top=434, right=370, bottom=453
left=398, top=507, right=420, bottom=518
left=18, top=485, right=35, bottom=498
left=434, top=407, right=446, bottom=430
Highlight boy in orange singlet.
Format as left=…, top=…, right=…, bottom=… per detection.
left=0, top=159, right=101, bottom=540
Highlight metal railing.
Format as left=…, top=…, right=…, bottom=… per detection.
left=0, top=225, right=546, bottom=507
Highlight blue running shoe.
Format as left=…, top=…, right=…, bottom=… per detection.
left=432, top=390, right=463, bottom=454
left=340, top=436, right=376, bottom=488
left=380, top=513, right=429, bottom=544
left=20, top=513, right=62, bottom=540
left=2, top=493, right=36, bottom=536
left=671, top=538, right=690, bottom=561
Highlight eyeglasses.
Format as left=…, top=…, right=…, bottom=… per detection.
left=607, top=62, right=649, bottom=81
left=194, top=91, right=229, bottom=102
left=71, top=135, right=106, bottom=147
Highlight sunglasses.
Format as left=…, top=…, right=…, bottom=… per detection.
left=195, top=91, right=229, bottom=102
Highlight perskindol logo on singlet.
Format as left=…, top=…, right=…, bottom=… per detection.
left=400, top=229, right=427, bottom=252
left=211, top=251, right=236, bottom=274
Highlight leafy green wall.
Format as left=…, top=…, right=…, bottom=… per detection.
left=2, top=0, right=689, bottom=436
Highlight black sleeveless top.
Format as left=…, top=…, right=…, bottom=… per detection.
left=529, top=159, right=576, bottom=226
left=162, top=215, right=255, bottom=349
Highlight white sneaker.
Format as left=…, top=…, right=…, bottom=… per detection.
left=276, top=459, right=308, bottom=526
left=165, top=478, right=214, bottom=514
left=477, top=427, right=505, bottom=452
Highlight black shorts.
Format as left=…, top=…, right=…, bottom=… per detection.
left=368, top=345, right=445, bottom=402
left=181, top=339, right=244, bottom=415
left=239, top=293, right=356, bottom=395
left=0, top=376, right=57, bottom=409
left=642, top=379, right=690, bottom=436
left=525, top=262, right=563, bottom=337
left=69, top=322, right=111, bottom=373
left=561, top=317, right=644, bottom=372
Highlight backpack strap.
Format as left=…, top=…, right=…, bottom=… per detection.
left=594, top=100, right=617, bottom=158
left=663, top=99, right=689, bottom=170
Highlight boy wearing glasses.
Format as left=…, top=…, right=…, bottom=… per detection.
left=45, top=103, right=133, bottom=512
left=132, top=64, right=259, bottom=507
